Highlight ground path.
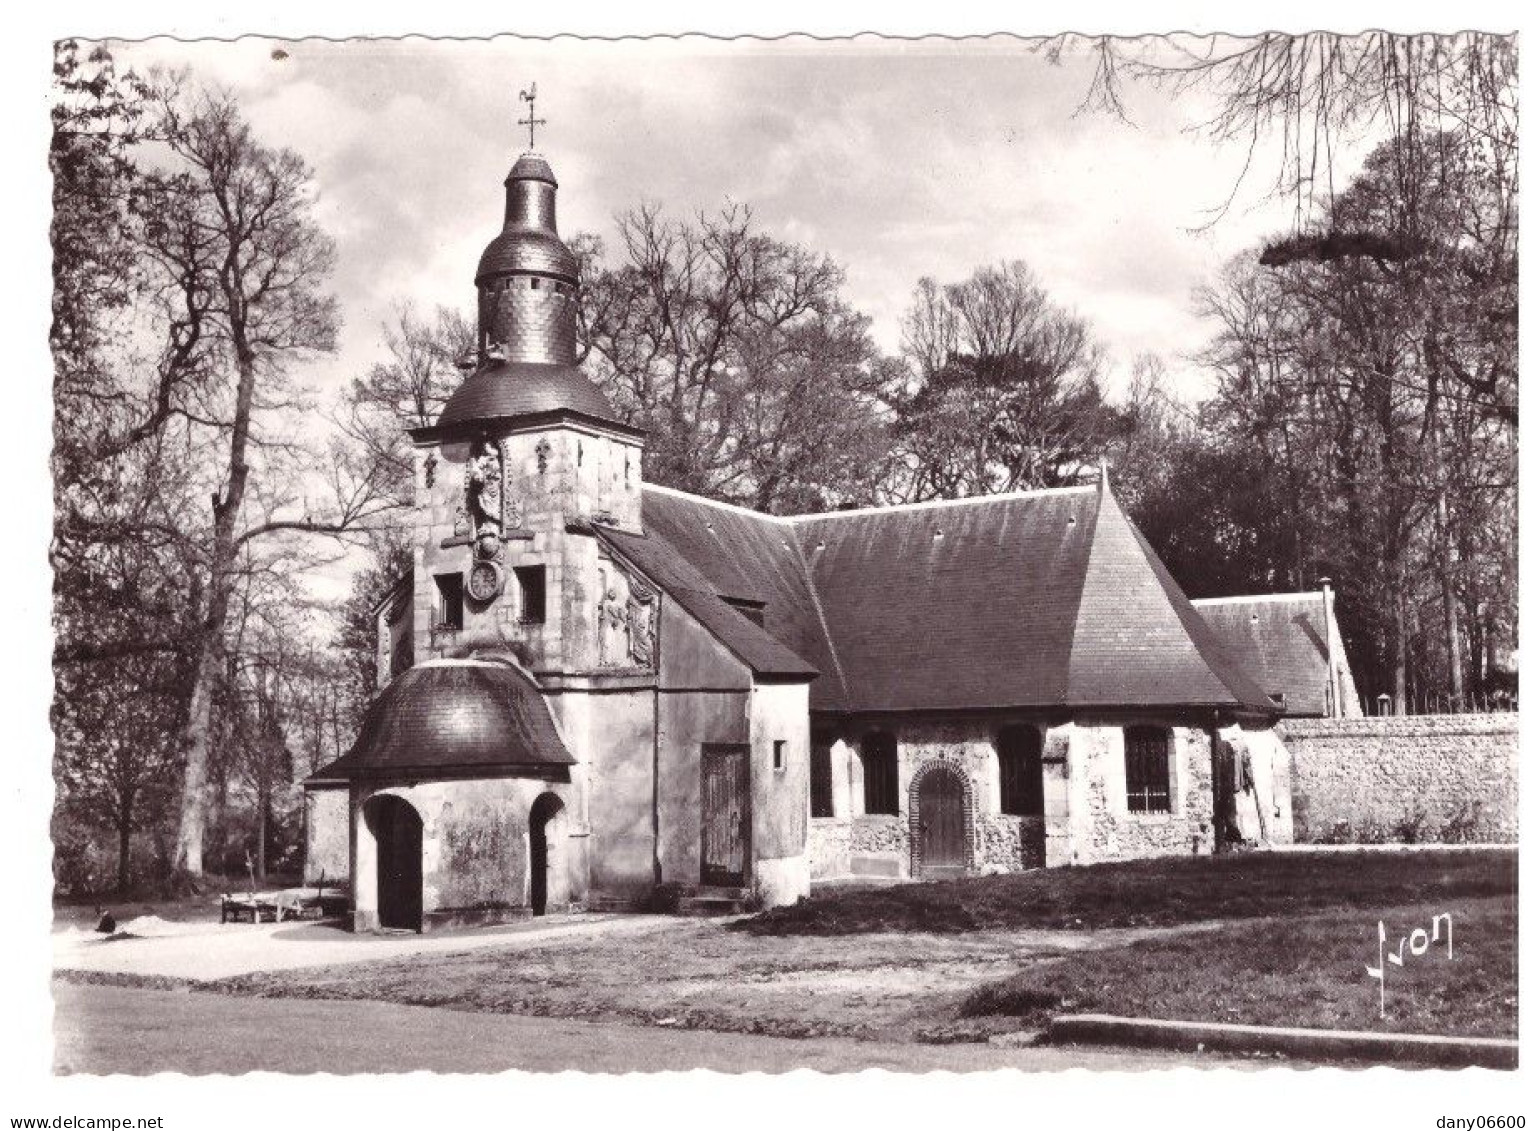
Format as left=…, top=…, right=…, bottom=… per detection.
left=52, top=912, right=684, bottom=981
left=54, top=984, right=1214, bottom=1074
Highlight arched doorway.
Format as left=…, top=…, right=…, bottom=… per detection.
left=915, top=766, right=967, bottom=878
left=363, top=795, right=423, bottom=931
left=529, top=793, right=567, bottom=916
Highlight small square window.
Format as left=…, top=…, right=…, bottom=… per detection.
left=434, top=573, right=464, bottom=631
left=514, top=565, right=547, bottom=625
left=773, top=740, right=787, bottom=772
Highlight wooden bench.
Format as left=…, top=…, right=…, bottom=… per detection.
left=219, top=888, right=348, bottom=924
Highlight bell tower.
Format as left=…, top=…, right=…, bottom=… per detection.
left=405, top=88, right=646, bottom=678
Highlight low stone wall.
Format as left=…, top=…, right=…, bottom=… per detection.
left=808, top=818, right=851, bottom=880
left=1284, top=713, right=1517, bottom=844
left=979, top=814, right=1044, bottom=871
left=850, top=814, right=908, bottom=876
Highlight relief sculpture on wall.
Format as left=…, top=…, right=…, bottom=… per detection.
left=467, top=439, right=504, bottom=550
left=463, top=439, right=508, bottom=601
left=596, top=559, right=658, bottom=669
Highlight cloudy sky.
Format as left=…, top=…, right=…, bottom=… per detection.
left=109, top=34, right=1377, bottom=406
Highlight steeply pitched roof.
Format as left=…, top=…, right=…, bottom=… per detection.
left=639, top=488, right=845, bottom=693
left=796, top=490, right=1097, bottom=711
left=639, top=483, right=1279, bottom=716
left=594, top=522, right=818, bottom=680
left=305, top=658, right=573, bottom=785
left=1192, top=593, right=1355, bottom=717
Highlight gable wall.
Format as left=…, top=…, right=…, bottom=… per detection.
left=658, top=598, right=753, bottom=690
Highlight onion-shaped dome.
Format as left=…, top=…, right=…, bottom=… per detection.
left=474, top=152, right=579, bottom=284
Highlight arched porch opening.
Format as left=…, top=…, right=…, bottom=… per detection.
left=362, top=794, right=423, bottom=932
left=529, top=792, right=569, bottom=916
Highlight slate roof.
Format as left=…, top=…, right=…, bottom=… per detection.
left=595, top=522, right=820, bottom=680
left=1192, top=593, right=1356, bottom=717
left=476, top=228, right=579, bottom=282
left=638, top=483, right=1279, bottom=717
left=507, top=153, right=557, bottom=185
left=305, top=658, right=573, bottom=785
left=431, top=362, right=628, bottom=432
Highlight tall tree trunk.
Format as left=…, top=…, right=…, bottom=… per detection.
left=172, top=344, right=257, bottom=877
left=1436, top=495, right=1465, bottom=703
left=1393, top=586, right=1409, bottom=715
left=116, top=813, right=132, bottom=895
left=256, top=772, right=268, bottom=883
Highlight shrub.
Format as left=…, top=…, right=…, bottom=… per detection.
left=1441, top=801, right=1484, bottom=844
left=1391, top=808, right=1429, bottom=845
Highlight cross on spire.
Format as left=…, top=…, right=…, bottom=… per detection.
left=518, top=83, right=546, bottom=152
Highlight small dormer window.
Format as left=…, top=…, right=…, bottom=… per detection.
left=723, top=597, right=766, bottom=627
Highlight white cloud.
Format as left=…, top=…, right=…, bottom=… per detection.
left=105, top=35, right=1378, bottom=410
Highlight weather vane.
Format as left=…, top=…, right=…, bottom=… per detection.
left=518, top=83, right=546, bottom=152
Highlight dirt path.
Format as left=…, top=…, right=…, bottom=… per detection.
left=53, top=983, right=1212, bottom=1074
left=52, top=912, right=687, bottom=981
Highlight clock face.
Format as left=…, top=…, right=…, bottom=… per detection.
left=466, top=560, right=503, bottom=603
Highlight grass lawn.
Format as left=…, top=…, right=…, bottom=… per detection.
left=740, top=849, right=1517, bottom=935
left=960, top=895, right=1516, bottom=1039
left=166, top=850, right=1518, bottom=1047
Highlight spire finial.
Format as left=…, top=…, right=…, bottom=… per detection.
left=518, top=83, right=546, bottom=152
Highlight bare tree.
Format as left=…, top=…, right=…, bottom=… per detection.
left=130, top=85, right=405, bottom=879
left=889, top=261, right=1120, bottom=500
left=1048, top=33, right=1517, bottom=230
left=580, top=203, right=896, bottom=512
left=1194, top=133, right=1516, bottom=710
left=338, top=303, right=473, bottom=514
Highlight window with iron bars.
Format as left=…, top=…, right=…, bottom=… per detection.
left=1124, top=725, right=1172, bottom=813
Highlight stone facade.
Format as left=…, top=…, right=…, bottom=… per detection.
left=351, top=777, right=582, bottom=932
left=808, top=817, right=851, bottom=879
left=808, top=715, right=1295, bottom=881
left=1285, top=713, right=1517, bottom=843
left=409, top=422, right=644, bottom=675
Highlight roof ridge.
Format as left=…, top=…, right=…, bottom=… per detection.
left=641, top=483, right=795, bottom=524
left=1192, top=591, right=1325, bottom=606
left=785, top=485, right=1097, bottom=523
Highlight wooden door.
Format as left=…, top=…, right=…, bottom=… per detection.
left=701, top=745, right=750, bottom=886
left=918, top=771, right=965, bottom=877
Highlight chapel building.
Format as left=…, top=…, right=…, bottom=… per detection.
left=304, top=137, right=1313, bottom=931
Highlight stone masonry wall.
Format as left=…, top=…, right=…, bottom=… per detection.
left=808, top=818, right=851, bottom=879
left=1284, top=713, right=1518, bottom=843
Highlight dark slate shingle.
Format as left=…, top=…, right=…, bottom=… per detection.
left=305, top=658, right=573, bottom=784
left=1192, top=594, right=1337, bottom=716
left=641, top=483, right=1281, bottom=717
